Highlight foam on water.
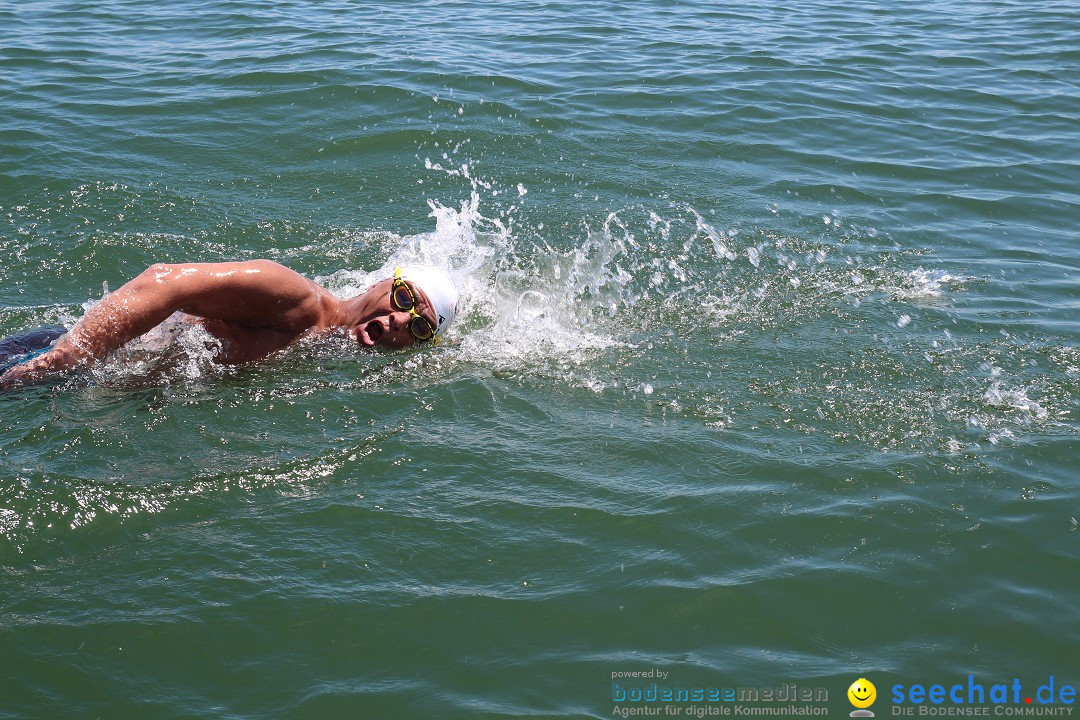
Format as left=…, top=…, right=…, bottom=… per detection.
left=92, top=312, right=233, bottom=387
left=5, top=170, right=1070, bottom=450
left=315, top=178, right=625, bottom=379
left=1, top=173, right=1077, bottom=559
left=298, top=170, right=1071, bottom=462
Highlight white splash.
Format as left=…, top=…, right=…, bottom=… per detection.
left=982, top=382, right=1048, bottom=420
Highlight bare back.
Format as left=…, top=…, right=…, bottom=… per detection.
left=154, top=260, right=333, bottom=332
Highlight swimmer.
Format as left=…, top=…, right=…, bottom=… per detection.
left=0, top=259, right=458, bottom=390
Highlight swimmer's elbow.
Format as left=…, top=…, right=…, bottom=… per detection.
left=138, top=263, right=179, bottom=285
left=130, top=263, right=196, bottom=307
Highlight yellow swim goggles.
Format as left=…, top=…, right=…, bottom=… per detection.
left=391, top=267, right=437, bottom=343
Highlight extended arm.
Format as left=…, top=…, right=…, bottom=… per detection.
left=0, top=260, right=330, bottom=388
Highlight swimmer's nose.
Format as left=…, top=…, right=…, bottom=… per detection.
left=388, top=310, right=411, bottom=331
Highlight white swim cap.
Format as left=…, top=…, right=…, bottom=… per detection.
left=398, top=265, right=459, bottom=338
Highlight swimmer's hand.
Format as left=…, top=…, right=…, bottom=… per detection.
left=0, top=347, right=81, bottom=390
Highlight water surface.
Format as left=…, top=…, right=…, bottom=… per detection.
left=1, top=1, right=1078, bottom=717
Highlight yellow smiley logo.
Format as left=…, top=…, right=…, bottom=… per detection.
left=848, top=678, right=877, bottom=709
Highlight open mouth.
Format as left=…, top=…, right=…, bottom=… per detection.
left=357, top=320, right=384, bottom=347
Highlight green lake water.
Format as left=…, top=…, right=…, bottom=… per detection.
left=1, top=1, right=1078, bottom=717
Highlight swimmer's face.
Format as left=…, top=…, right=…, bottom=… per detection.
left=847, top=679, right=876, bottom=709
left=349, top=277, right=439, bottom=349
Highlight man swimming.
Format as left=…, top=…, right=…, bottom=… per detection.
left=0, top=259, right=459, bottom=389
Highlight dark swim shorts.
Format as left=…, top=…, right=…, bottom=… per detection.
left=0, top=326, right=68, bottom=374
